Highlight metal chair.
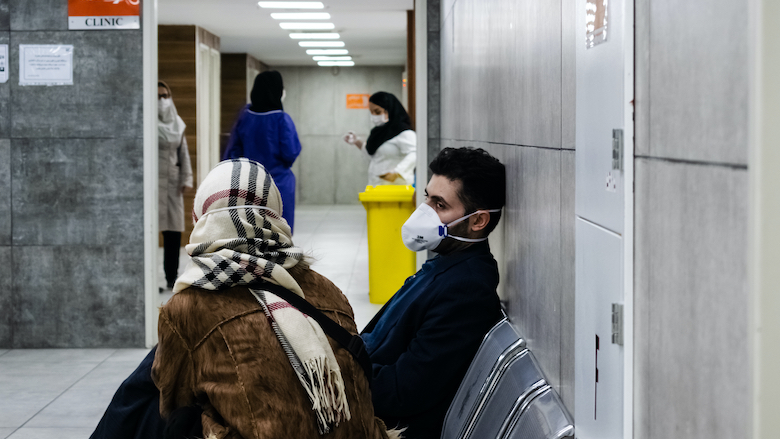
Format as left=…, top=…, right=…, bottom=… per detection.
left=441, top=318, right=527, bottom=439
left=464, top=349, right=548, bottom=439
left=498, top=386, right=575, bottom=439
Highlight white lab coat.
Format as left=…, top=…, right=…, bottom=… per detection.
left=364, top=129, right=417, bottom=187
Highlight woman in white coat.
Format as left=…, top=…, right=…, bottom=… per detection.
left=158, top=81, right=193, bottom=291
left=343, top=92, right=416, bottom=186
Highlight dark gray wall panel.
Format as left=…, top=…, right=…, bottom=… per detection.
left=0, top=139, right=9, bottom=246
left=505, top=147, right=563, bottom=390
left=11, top=245, right=144, bottom=348
left=0, top=247, right=11, bottom=346
left=0, top=32, right=8, bottom=138
left=0, top=0, right=9, bottom=31
left=634, top=159, right=748, bottom=438
left=9, top=0, right=67, bottom=31
left=11, top=138, right=143, bottom=246
left=10, top=31, right=143, bottom=139
left=644, top=0, right=748, bottom=165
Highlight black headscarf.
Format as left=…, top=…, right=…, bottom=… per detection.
left=249, top=70, right=284, bottom=113
left=365, top=91, right=412, bottom=156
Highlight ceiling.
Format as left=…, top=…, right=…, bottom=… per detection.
left=158, top=0, right=414, bottom=67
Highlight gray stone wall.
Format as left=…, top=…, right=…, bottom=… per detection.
left=275, top=66, right=405, bottom=205
left=633, top=0, right=750, bottom=436
left=438, top=0, right=577, bottom=411
left=0, top=0, right=145, bottom=348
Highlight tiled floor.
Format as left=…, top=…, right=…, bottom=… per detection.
left=0, top=205, right=381, bottom=438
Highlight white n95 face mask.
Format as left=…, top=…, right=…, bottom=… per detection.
left=401, top=203, right=502, bottom=252
left=370, top=113, right=388, bottom=127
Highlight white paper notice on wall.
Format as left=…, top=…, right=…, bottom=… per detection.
left=0, top=45, right=8, bottom=84
left=19, top=45, right=74, bottom=86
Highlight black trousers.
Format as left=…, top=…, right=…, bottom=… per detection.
left=162, top=231, right=182, bottom=287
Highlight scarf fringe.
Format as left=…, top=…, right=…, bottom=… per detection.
left=386, top=427, right=407, bottom=439
left=298, top=356, right=352, bottom=434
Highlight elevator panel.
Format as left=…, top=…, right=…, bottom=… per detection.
left=574, top=218, right=623, bottom=439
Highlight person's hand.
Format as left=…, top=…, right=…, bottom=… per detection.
left=343, top=131, right=357, bottom=145
left=343, top=131, right=364, bottom=149
left=379, top=171, right=400, bottom=182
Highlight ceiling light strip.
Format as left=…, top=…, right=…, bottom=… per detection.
left=258, top=2, right=325, bottom=9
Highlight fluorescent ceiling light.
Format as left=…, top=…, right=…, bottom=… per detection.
left=289, top=33, right=340, bottom=39
left=271, top=12, right=330, bottom=19
left=298, top=41, right=345, bottom=47
left=318, top=61, right=355, bottom=67
left=279, top=22, right=335, bottom=30
left=258, top=2, right=324, bottom=8
left=306, top=49, right=348, bottom=55
left=312, top=56, right=352, bottom=61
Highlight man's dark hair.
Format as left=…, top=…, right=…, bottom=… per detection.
left=429, top=147, right=506, bottom=235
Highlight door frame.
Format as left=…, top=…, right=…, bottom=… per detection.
left=143, top=0, right=159, bottom=347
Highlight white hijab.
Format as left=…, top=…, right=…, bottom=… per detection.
left=158, top=87, right=186, bottom=145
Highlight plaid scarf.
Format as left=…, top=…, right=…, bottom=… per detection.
left=173, top=159, right=350, bottom=434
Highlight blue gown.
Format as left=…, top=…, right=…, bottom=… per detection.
left=223, top=106, right=302, bottom=231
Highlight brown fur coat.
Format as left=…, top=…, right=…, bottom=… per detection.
left=152, top=267, right=395, bottom=439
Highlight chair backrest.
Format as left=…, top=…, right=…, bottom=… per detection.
left=499, top=386, right=575, bottom=439
left=441, top=318, right=526, bottom=439
left=465, top=349, right=548, bottom=439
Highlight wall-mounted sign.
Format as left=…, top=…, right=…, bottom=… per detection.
left=68, top=0, right=140, bottom=30
left=0, top=45, right=8, bottom=83
left=346, top=94, right=370, bottom=109
left=586, top=0, right=608, bottom=48
left=19, top=45, right=74, bottom=86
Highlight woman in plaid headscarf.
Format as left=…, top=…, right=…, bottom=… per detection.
left=151, top=158, right=399, bottom=439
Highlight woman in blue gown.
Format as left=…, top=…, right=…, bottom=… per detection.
left=223, top=70, right=302, bottom=231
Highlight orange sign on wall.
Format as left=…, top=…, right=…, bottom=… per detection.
left=346, top=94, right=370, bottom=109
left=69, top=0, right=141, bottom=30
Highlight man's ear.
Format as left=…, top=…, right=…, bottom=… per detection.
left=470, top=211, right=491, bottom=233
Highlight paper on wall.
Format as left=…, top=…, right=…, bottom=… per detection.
left=19, top=45, right=74, bottom=86
left=0, top=45, right=8, bottom=84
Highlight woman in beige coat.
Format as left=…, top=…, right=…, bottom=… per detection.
left=158, top=81, right=193, bottom=290
left=152, top=158, right=400, bottom=439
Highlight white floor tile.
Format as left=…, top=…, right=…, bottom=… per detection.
left=6, top=428, right=94, bottom=439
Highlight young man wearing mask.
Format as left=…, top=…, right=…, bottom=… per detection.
left=361, top=147, right=506, bottom=439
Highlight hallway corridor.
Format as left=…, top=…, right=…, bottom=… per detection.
left=0, top=206, right=380, bottom=438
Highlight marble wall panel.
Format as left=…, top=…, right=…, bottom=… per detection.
left=505, top=147, right=563, bottom=390
left=10, top=31, right=143, bottom=139
left=0, top=32, right=8, bottom=138
left=11, top=138, right=144, bottom=246
left=561, top=0, right=576, bottom=150
left=559, top=150, right=575, bottom=411
left=634, top=159, right=748, bottom=438
left=9, top=0, right=66, bottom=31
left=335, top=138, right=371, bottom=205
left=0, top=139, right=9, bottom=246
left=645, top=0, right=748, bottom=165
left=0, top=247, right=11, bottom=347
left=513, top=0, right=561, bottom=148
left=11, top=245, right=145, bottom=348
left=297, top=135, right=337, bottom=205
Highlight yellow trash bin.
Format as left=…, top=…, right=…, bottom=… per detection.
left=359, top=185, right=417, bottom=304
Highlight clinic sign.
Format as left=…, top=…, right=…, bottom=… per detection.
left=68, top=0, right=140, bottom=30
